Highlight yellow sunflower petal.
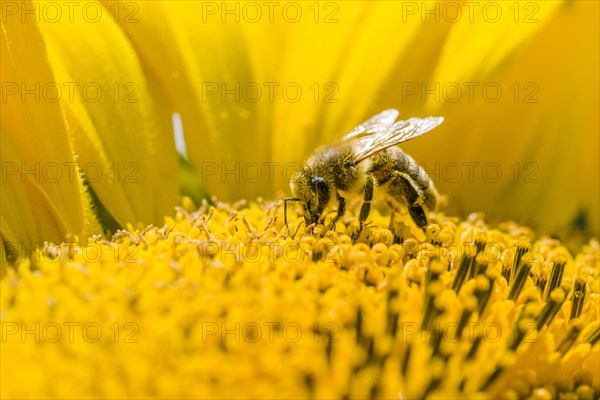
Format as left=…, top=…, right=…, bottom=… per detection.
left=400, top=1, right=598, bottom=234
left=431, top=1, right=564, bottom=85
left=108, top=0, right=262, bottom=200
left=0, top=14, right=100, bottom=265
left=37, top=0, right=179, bottom=227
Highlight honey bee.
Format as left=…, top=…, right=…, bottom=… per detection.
left=285, top=109, right=443, bottom=235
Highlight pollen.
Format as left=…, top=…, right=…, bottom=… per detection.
left=1, top=197, right=598, bottom=399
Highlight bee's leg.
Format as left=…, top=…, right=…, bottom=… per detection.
left=333, top=194, right=346, bottom=224
left=360, top=177, right=374, bottom=227
left=394, top=172, right=428, bottom=230
left=352, top=177, right=374, bottom=241
left=326, top=194, right=346, bottom=231
left=385, top=199, right=397, bottom=230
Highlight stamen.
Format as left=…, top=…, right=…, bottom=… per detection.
left=545, top=255, right=566, bottom=301
left=569, top=273, right=587, bottom=320
left=535, top=287, right=567, bottom=331
left=585, top=326, right=599, bottom=346
left=556, top=323, right=582, bottom=355
left=507, top=261, right=532, bottom=301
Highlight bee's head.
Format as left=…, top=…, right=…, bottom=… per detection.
left=290, top=170, right=331, bottom=225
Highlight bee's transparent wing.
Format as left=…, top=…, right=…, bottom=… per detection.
left=351, top=116, right=444, bottom=164
left=342, top=109, right=400, bottom=140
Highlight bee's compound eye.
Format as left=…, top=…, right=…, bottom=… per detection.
left=343, top=160, right=354, bottom=168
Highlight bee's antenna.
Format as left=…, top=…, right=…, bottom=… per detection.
left=284, top=197, right=302, bottom=226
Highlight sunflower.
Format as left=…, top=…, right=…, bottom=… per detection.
left=1, top=0, right=598, bottom=398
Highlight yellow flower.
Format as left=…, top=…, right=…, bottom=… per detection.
left=1, top=1, right=599, bottom=398
left=1, top=198, right=598, bottom=398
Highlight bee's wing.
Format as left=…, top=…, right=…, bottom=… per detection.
left=350, top=116, right=444, bottom=164
left=343, top=109, right=400, bottom=140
